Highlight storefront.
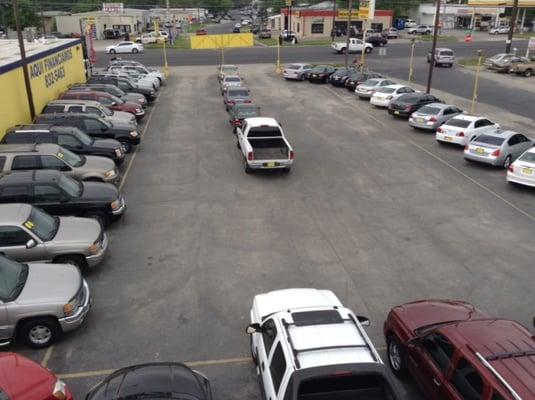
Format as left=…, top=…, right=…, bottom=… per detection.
left=0, top=39, right=86, bottom=137
left=418, top=3, right=506, bottom=30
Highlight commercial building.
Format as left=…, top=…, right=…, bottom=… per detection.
left=276, top=2, right=394, bottom=38
left=416, top=3, right=506, bottom=30
left=0, top=39, right=86, bottom=137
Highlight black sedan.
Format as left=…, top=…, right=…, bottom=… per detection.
left=328, top=68, right=353, bottom=87
left=388, top=93, right=443, bottom=118
left=306, top=65, right=337, bottom=83
left=85, top=363, right=212, bottom=400
left=344, top=71, right=383, bottom=91
left=366, top=34, right=388, bottom=47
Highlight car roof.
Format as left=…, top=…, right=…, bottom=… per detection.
left=245, top=117, right=279, bottom=128
left=48, top=99, right=102, bottom=107
left=436, top=47, right=453, bottom=51
left=446, top=114, right=482, bottom=122
left=477, top=130, right=517, bottom=139
left=0, top=143, right=60, bottom=153
left=220, top=64, right=237, bottom=68
left=383, top=84, right=407, bottom=89
left=37, top=112, right=97, bottom=120
left=0, top=169, right=61, bottom=184
left=7, top=124, right=53, bottom=132
left=0, top=203, right=32, bottom=224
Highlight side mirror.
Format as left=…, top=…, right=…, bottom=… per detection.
left=26, top=239, right=37, bottom=249
left=245, top=323, right=261, bottom=334
left=356, top=315, right=371, bottom=326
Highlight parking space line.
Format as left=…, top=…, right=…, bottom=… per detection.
left=119, top=94, right=159, bottom=191
left=323, top=86, right=535, bottom=223
left=57, top=357, right=251, bottom=380
left=41, top=345, right=54, bottom=367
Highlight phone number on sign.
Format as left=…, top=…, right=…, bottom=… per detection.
left=44, top=66, right=66, bottom=88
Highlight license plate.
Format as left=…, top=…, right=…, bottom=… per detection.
left=265, top=162, right=276, bottom=167
left=444, top=136, right=453, bottom=142
left=416, top=117, right=424, bottom=123
left=475, top=148, right=485, bottom=155
left=522, top=167, right=533, bottom=175
left=394, top=111, right=400, bottom=115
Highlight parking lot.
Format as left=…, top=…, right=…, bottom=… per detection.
left=13, top=64, right=535, bottom=399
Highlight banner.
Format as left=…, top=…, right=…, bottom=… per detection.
left=337, top=9, right=359, bottom=20
left=358, top=0, right=375, bottom=20
left=102, top=2, right=124, bottom=13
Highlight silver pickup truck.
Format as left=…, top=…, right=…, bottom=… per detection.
left=236, top=117, right=294, bottom=174
left=0, top=255, right=91, bottom=348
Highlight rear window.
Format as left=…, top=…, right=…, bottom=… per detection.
left=439, top=51, right=454, bottom=56
left=288, top=64, right=302, bottom=70
left=446, top=118, right=471, bottom=128
left=363, top=79, right=379, bottom=86
left=519, top=152, right=535, bottom=163
left=237, top=108, right=260, bottom=118
left=418, top=106, right=442, bottom=115
left=248, top=127, right=282, bottom=138
left=475, top=135, right=505, bottom=146
left=376, top=87, right=396, bottom=94
left=226, top=77, right=241, bottom=82
left=298, top=374, right=396, bottom=400
left=229, top=89, right=249, bottom=97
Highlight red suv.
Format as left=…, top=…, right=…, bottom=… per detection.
left=0, top=352, right=73, bottom=399
left=60, top=90, right=145, bottom=120
left=384, top=300, right=535, bottom=400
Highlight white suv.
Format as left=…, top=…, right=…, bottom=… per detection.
left=246, top=288, right=401, bottom=400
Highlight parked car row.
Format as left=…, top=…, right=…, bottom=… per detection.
left=0, top=60, right=163, bottom=350
left=218, top=64, right=295, bottom=174
left=284, top=63, right=535, bottom=188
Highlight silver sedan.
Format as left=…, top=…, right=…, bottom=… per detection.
left=464, top=130, right=534, bottom=168
left=409, top=103, right=463, bottom=130
left=355, top=78, right=396, bottom=98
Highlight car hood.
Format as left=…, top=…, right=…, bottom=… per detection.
left=391, top=300, right=489, bottom=334
left=109, top=120, right=137, bottom=132
left=83, top=155, right=116, bottom=173
left=52, top=216, right=101, bottom=247
left=80, top=181, right=120, bottom=202
left=17, top=262, right=81, bottom=305
left=123, top=93, right=146, bottom=103
left=110, top=110, right=136, bottom=122
left=0, top=353, right=56, bottom=400
left=123, top=101, right=142, bottom=111
left=93, top=138, right=122, bottom=150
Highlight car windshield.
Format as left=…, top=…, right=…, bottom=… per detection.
left=237, top=107, right=260, bottom=118
left=58, top=174, right=82, bottom=197
left=446, top=119, right=471, bottom=128
left=74, top=130, right=94, bottom=145
left=288, top=64, right=302, bottom=70
left=377, top=87, right=396, bottom=94
left=348, top=73, right=364, bottom=80
left=310, top=66, right=327, bottom=73
left=475, top=135, right=505, bottom=146
left=109, top=94, right=124, bottom=104
left=100, top=118, right=112, bottom=128
left=101, top=106, right=113, bottom=116
left=57, top=148, right=84, bottom=167
left=110, top=87, right=126, bottom=96
left=418, top=106, right=442, bottom=115
left=333, top=69, right=348, bottom=76
left=229, top=89, right=249, bottom=97
left=226, top=77, right=241, bottom=82
left=440, top=51, right=454, bottom=56
left=0, top=256, right=27, bottom=301
left=519, top=152, right=535, bottom=163
left=24, top=207, right=59, bottom=241
left=362, top=79, right=379, bottom=86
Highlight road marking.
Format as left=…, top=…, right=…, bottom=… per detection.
left=41, top=345, right=54, bottom=368
left=57, top=357, right=251, bottom=380
left=119, top=94, right=159, bottom=191
left=323, top=86, right=535, bottom=222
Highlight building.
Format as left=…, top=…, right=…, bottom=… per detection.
left=277, top=2, right=394, bottom=38
left=416, top=3, right=506, bottom=30
left=0, top=39, right=86, bottom=137
left=41, top=11, right=70, bottom=33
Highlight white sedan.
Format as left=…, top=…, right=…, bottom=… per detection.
left=489, top=26, right=510, bottom=35
left=507, top=147, right=535, bottom=187
left=370, top=84, right=416, bottom=107
left=436, top=115, right=499, bottom=146
left=106, top=41, right=144, bottom=54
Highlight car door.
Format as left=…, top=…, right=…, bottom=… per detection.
left=407, top=332, right=455, bottom=399
left=0, top=185, right=30, bottom=204
left=256, top=318, right=279, bottom=399
left=447, top=356, right=487, bottom=400
left=11, top=155, right=41, bottom=171
left=32, top=184, right=71, bottom=216
left=265, top=341, right=288, bottom=400
left=83, top=118, right=107, bottom=137
left=40, top=155, right=71, bottom=174
left=0, top=225, right=46, bottom=262
left=117, top=42, right=129, bottom=53
left=516, top=134, right=534, bottom=155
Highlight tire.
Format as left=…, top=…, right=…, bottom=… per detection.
left=109, top=49, right=116, bottom=54
left=56, top=254, right=88, bottom=271
left=84, top=177, right=104, bottom=182
left=524, top=69, right=533, bottom=77
left=340, top=47, right=347, bottom=54
left=365, top=47, right=371, bottom=53
left=387, top=335, right=408, bottom=378
left=244, top=161, right=253, bottom=174
left=119, top=139, right=132, bottom=153
left=132, top=48, right=139, bottom=54
left=300, top=74, right=306, bottom=81
left=19, top=318, right=61, bottom=348
left=282, top=167, right=291, bottom=173
left=503, top=155, right=512, bottom=169
left=84, top=211, right=109, bottom=228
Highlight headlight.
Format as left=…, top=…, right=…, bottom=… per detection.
left=110, top=199, right=121, bottom=211
left=88, top=243, right=99, bottom=255
left=115, top=148, right=122, bottom=157
left=53, top=379, right=68, bottom=400
left=105, top=169, right=117, bottom=178
left=130, top=130, right=139, bottom=137
left=150, top=90, right=155, bottom=95
left=136, top=108, right=142, bottom=113
left=63, top=303, right=75, bottom=316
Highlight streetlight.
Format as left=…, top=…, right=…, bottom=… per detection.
left=408, top=38, right=416, bottom=83
left=470, top=49, right=483, bottom=114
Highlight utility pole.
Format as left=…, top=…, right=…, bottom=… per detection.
left=344, top=0, right=353, bottom=68
left=408, top=38, right=416, bottom=83
left=505, top=0, right=519, bottom=53
left=425, top=0, right=441, bottom=93
left=471, top=50, right=483, bottom=114
left=13, top=0, right=35, bottom=120
left=331, top=0, right=336, bottom=41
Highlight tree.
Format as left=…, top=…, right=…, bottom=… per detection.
left=3, top=0, right=41, bottom=30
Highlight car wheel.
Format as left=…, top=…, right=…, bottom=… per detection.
left=387, top=335, right=408, bottom=378
left=109, top=49, right=116, bottom=54
left=132, top=48, right=139, bottom=54
left=55, top=255, right=88, bottom=271
left=282, top=167, right=291, bottom=173
left=365, top=47, right=372, bottom=53
left=300, top=74, right=306, bottom=81
left=119, top=140, right=132, bottom=153
left=84, top=211, right=109, bottom=228
left=503, top=155, right=512, bottom=169
left=244, top=160, right=253, bottom=174
left=340, top=47, right=347, bottom=54
left=19, top=318, right=61, bottom=348
left=524, top=69, right=533, bottom=77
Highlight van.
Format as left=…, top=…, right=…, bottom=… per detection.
left=427, top=47, right=455, bottom=67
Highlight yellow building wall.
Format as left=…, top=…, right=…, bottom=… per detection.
left=0, top=41, right=86, bottom=140
left=191, top=33, right=254, bottom=49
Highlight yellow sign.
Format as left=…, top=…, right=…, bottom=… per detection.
left=285, top=0, right=292, bottom=5
left=191, top=33, right=254, bottom=49
left=468, top=0, right=535, bottom=6
left=337, top=9, right=359, bottom=20
left=154, top=20, right=159, bottom=32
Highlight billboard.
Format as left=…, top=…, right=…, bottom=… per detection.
left=102, top=3, right=124, bottom=13
left=468, top=0, right=535, bottom=6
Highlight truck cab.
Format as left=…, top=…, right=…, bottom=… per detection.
left=331, top=38, right=373, bottom=54
left=246, top=288, right=401, bottom=400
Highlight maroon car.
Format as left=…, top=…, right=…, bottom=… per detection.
left=60, top=90, right=145, bottom=120
left=384, top=299, right=535, bottom=400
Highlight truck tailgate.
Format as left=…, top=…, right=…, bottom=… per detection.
left=250, top=138, right=289, bottom=161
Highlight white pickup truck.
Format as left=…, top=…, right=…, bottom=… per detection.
left=236, top=117, right=294, bottom=174
left=331, top=38, right=373, bottom=54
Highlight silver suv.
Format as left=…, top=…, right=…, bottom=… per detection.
left=42, top=99, right=136, bottom=125
left=427, top=47, right=455, bottom=67
left=0, top=143, right=120, bottom=184
left=0, top=203, right=108, bottom=270
left=0, top=255, right=91, bottom=348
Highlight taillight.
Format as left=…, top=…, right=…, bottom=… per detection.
left=247, top=151, right=253, bottom=161
left=491, top=149, right=500, bottom=157
left=437, top=127, right=443, bottom=133
left=457, top=131, right=465, bottom=137
left=228, top=100, right=235, bottom=105
left=290, top=150, right=294, bottom=160
left=233, top=119, right=241, bottom=126
left=428, top=117, right=437, bottom=122
left=244, top=100, right=251, bottom=103
left=508, top=165, right=514, bottom=172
